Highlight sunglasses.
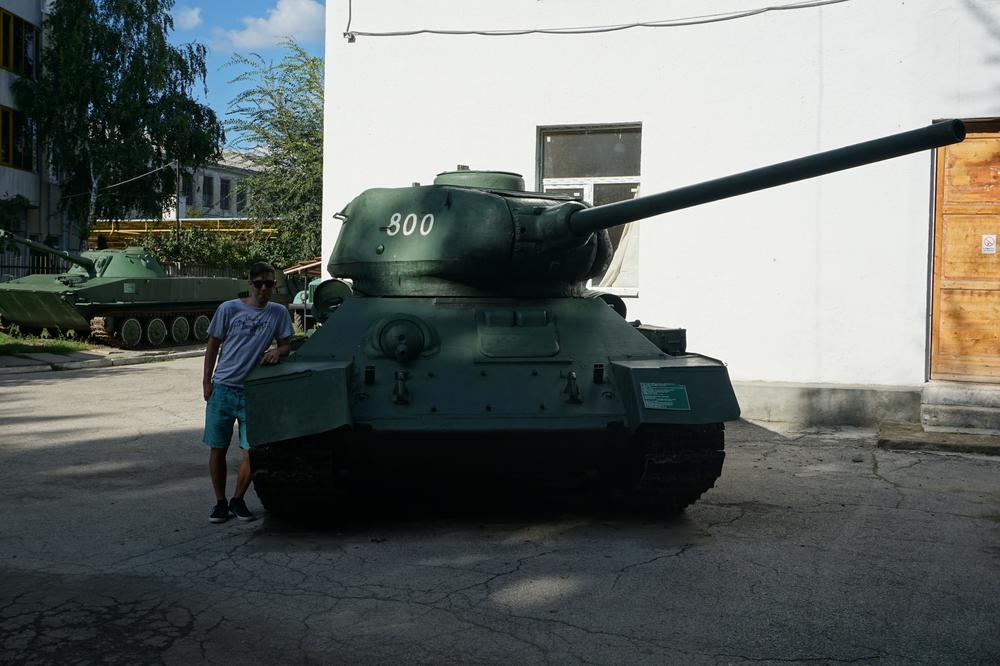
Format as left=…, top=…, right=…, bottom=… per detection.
left=251, top=279, right=276, bottom=289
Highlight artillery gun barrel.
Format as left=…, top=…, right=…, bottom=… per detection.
left=568, top=120, right=966, bottom=236
left=0, top=229, right=97, bottom=277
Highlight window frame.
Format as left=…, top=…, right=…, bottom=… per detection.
left=536, top=123, right=642, bottom=296
left=0, top=10, right=39, bottom=79
left=235, top=184, right=247, bottom=214
left=0, top=104, right=34, bottom=172
left=181, top=172, right=193, bottom=204
left=202, top=175, right=214, bottom=209
left=220, top=178, right=231, bottom=212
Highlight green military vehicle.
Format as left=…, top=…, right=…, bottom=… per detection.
left=244, top=120, right=965, bottom=517
left=0, top=230, right=246, bottom=347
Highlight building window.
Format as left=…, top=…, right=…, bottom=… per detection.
left=538, top=124, right=641, bottom=294
left=181, top=172, right=192, bottom=204
left=0, top=105, right=34, bottom=171
left=236, top=184, right=247, bottom=214
left=220, top=178, right=231, bottom=212
left=202, top=175, right=214, bottom=209
left=0, top=10, right=39, bottom=78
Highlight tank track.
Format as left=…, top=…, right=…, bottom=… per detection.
left=250, top=423, right=725, bottom=518
left=250, top=442, right=342, bottom=518
left=87, top=307, right=217, bottom=349
left=627, top=423, right=726, bottom=512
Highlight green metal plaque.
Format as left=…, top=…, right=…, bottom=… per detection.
left=640, top=382, right=691, bottom=410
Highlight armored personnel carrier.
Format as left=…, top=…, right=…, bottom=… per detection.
left=0, top=231, right=246, bottom=347
left=244, top=120, right=965, bottom=516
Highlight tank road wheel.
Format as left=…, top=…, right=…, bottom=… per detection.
left=169, top=316, right=190, bottom=344
left=145, top=318, right=167, bottom=347
left=118, top=318, right=143, bottom=348
left=192, top=315, right=211, bottom=342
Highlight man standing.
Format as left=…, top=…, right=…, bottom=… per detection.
left=202, top=262, right=293, bottom=523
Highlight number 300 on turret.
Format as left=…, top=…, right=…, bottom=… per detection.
left=386, top=213, right=434, bottom=237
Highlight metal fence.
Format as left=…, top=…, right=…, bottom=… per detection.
left=0, top=253, right=245, bottom=282
left=0, top=254, right=71, bottom=281
left=162, top=263, right=246, bottom=279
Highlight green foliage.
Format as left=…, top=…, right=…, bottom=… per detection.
left=225, top=40, right=323, bottom=264
left=12, top=0, right=225, bottom=240
left=140, top=227, right=287, bottom=269
left=0, top=328, right=94, bottom=355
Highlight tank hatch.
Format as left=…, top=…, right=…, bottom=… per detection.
left=434, top=170, right=525, bottom=191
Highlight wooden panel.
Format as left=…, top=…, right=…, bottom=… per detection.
left=931, top=127, right=1000, bottom=382
left=939, top=214, right=1000, bottom=285
left=941, top=136, right=1000, bottom=207
left=937, top=290, right=1000, bottom=353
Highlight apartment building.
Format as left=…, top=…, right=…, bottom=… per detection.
left=0, top=0, right=63, bottom=250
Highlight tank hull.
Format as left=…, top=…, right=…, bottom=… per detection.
left=245, top=297, right=740, bottom=515
left=0, top=274, right=246, bottom=345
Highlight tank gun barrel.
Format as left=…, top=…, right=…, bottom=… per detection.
left=0, top=229, right=97, bottom=277
left=567, top=120, right=966, bottom=236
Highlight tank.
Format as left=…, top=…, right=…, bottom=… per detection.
left=0, top=231, right=247, bottom=347
left=244, top=120, right=966, bottom=516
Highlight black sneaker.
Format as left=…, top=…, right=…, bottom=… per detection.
left=229, top=497, right=256, bottom=522
left=209, top=500, right=230, bottom=523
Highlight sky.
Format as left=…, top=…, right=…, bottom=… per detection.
left=168, top=0, right=326, bottom=147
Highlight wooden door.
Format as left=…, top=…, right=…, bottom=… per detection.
left=930, top=119, right=1000, bottom=381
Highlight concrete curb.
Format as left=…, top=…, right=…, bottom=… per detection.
left=877, top=421, right=1000, bottom=456
left=0, top=348, right=205, bottom=375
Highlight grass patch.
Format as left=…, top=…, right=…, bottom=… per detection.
left=0, top=329, right=95, bottom=356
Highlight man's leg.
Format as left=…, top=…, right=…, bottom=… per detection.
left=204, top=384, right=237, bottom=522
left=234, top=450, right=253, bottom=499
left=227, top=392, right=257, bottom=521
left=209, top=448, right=228, bottom=501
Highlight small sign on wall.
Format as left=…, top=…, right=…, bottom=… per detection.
left=983, top=234, right=997, bottom=255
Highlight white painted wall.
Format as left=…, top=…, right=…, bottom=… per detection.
left=323, top=0, right=1000, bottom=386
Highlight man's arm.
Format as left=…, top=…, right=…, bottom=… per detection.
left=203, top=336, right=222, bottom=400
left=260, top=337, right=291, bottom=365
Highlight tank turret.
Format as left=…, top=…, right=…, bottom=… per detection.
left=329, top=120, right=965, bottom=297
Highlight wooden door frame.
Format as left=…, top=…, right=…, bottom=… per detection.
left=928, top=117, right=1000, bottom=382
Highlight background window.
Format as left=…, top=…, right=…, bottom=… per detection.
left=1, top=14, right=10, bottom=69
left=0, top=10, right=38, bottom=78
left=236, top=185, right=247, bottom=214
left=0, top=106, right=34, bottom=171
left=538, top=124, right=641, bottom=293
left=202, top=175, right=214, bottom=209
left=181, top=173, right=192, bottom=204
left=220, top=179, right=231, bottom=211
left=1, top=109, right=9, bottom=164
left=542, top=127, right=641, bottom=179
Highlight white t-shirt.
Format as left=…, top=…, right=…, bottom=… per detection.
left=208, top=299, right=293, bottom=388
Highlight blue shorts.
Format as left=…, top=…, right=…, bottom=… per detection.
left=203, top=383, right=249, bottom=450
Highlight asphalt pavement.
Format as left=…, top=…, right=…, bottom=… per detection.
left=1, top=356, right=998, bottom=664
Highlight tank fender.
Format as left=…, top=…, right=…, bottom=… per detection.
left=610, top=355, right=740, bottom=428
left=245, top=360, right=353, bottom=446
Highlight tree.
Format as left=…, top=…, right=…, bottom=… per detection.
left=12, top=0, right=224, bottom=239
left=225, top=40, right=323, bottom=265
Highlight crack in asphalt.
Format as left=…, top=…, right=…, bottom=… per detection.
left=870, top=451, right=907, bottom=509
left=611, top=544, right=694, bottom=589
